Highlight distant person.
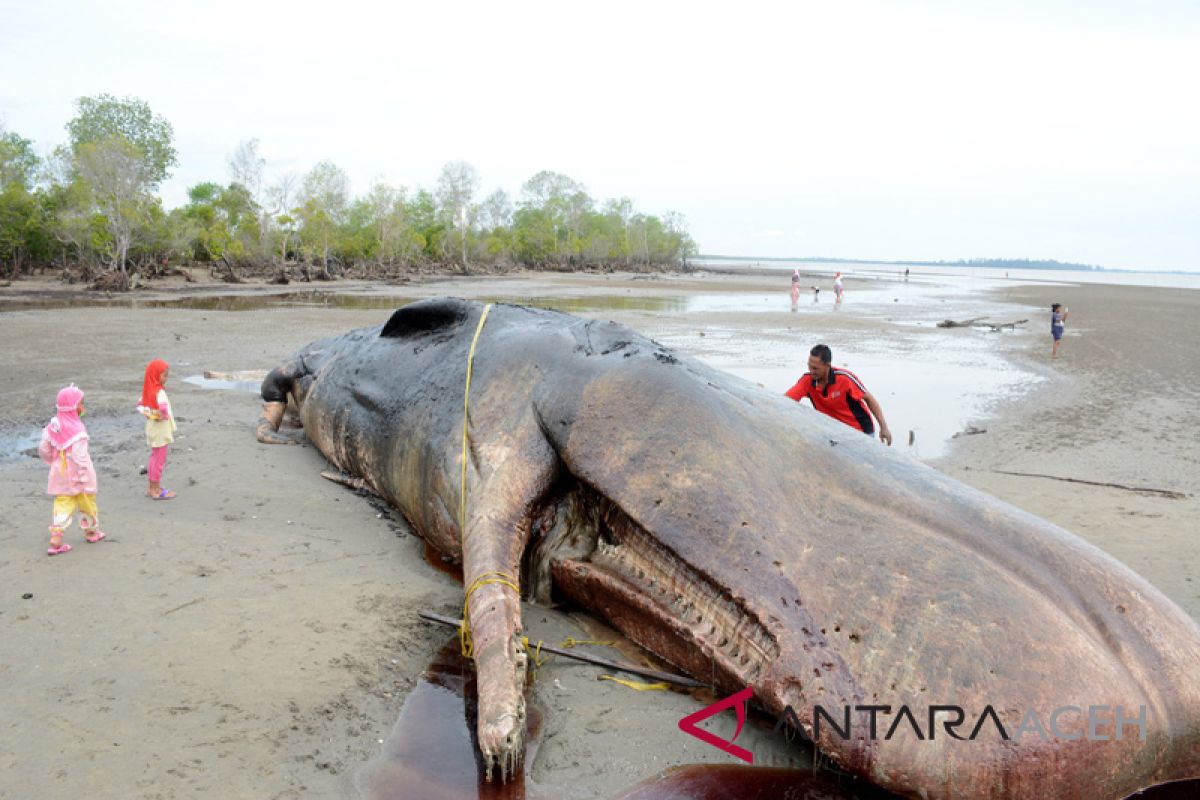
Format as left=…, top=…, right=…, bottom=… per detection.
left=790, top=270, right=801, bottom=308
left=904, top=268, right=910, bottom=281
left=785, top=344, right=893, bottom=445
left=833, top=272, right=845, bottom=304
left=38, top=385, right=107, bottom=555
left=138, top=359, right=178, bottom=499
left=1050, top=303, right=1070, bottom=358
left=812, top=285, right=820, bottom=302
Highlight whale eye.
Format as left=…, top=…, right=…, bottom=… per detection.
left=381, top=299, right=471, bottom=339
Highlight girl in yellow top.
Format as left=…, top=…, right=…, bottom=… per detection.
left=137, top=359, right=178, bottom=499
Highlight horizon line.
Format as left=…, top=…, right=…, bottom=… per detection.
left=695, top=254, right=1199, bottom=275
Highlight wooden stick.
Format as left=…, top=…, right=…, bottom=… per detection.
left=989, top=470, right=1188, bottom=499
left=978, top=319, right=1028, bottom=331
left=418, top=610, right=707, bottom=689
left=937, top=317, right=987, bottom=328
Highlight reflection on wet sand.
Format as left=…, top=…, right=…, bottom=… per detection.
left=356, top=638, right=540, bottom=800
left=0, top=290, right=688, bottom=314
left=0, top=430, right=41, bottom=461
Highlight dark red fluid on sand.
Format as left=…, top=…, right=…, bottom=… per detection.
left=358, top=637, right=538, bottom=800
left=423, top=542, right=464, bottom=584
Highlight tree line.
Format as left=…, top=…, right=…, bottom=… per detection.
left=1, top=95, right=697, bottom=287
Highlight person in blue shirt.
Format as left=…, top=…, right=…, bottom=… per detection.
left=1051, top=303, right=1070, bottom=358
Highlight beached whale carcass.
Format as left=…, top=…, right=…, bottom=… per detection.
left=256, top=297, right=1200, bottom=798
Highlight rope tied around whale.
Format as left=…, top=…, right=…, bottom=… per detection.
left=460, top=302, right=493, bottom=532
left=456, top=303, right=523, bottom=659
left=452, top=303, right=665, bottom=693
left=460, top=570, right=520, bottom=658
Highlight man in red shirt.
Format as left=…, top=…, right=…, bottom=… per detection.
left=785, top=344, right=893, bottom=445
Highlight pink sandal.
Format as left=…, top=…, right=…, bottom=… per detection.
left=86, top=530, right=107, bottom=543
left=47, top=542, right=73, bottom=556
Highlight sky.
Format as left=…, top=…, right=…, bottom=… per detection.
left=1, top=0, right=1198, bottom=271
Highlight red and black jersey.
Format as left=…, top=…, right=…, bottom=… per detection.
left=785, top=368, right=875, bottom=434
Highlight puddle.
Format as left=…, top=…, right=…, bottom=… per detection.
left=0, top=290, right=418, bottom=313
left=716, top=355, right=1033, bottom=462
left=0, top=430, right=41, bottom=461
left=0, top=285, right=980, bottom=319
left=356, top=637, right=540, bottom=800
left=682, top=282, right=1039, bottom=326
left=1, top=284, right=1022, bottom=327
left=0, top=290, right=688, bottom=315
left=482, top=295, right=690, bottom=315
left=183, top=374, right=262, bottom=393
left=657, top=325, right=1039, bottom=462
left=615, top=764, right=897, bottom=800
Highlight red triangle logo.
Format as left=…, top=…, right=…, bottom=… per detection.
left=677, top=686, right=755, bottom=764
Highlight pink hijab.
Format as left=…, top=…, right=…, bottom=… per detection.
left=46, top=385, right=88, bottom=450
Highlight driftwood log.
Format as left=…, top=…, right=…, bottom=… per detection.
left=203, top=369, right=269, bottom=382
left=952, top=425, right=988, bottom=438
left=937, top=317, right=1029, bottom=331
left=981, top=319, right=1028, bottom=331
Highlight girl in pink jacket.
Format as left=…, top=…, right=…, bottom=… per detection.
left=38, top=385, right=106, bottom=555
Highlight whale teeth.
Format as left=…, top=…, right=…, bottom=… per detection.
left=582, top=490, right=780, bottom=690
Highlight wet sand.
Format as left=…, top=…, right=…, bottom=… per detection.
left=1, top=268, right=1196, bottom=799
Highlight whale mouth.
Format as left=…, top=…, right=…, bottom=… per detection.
left=527, top=480, right=778, bottom=691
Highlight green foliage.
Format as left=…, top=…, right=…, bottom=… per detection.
left=0, top=184, right=39, bottom=275
left=39, top=96, right=180, bottom=274
left=4, top=112, right=697, bottom=278
left=179, top=181, right=263, bottom=263
left=66, top=94, right=177, bottom=186
left=0, top=125, right=46, bottom=275
left=69, top=137, right=162, bottom=271
left=512, top=206, right=556, bottom=265
left=0, top=128, right=40, bottom=190
left=187, top=182, right=222, bottom=205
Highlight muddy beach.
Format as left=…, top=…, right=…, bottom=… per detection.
left=1, top=267, right=1197, bottom=799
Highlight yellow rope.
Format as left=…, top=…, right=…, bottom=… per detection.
left=460, top=303, right=493, bottom=531
left=459, top=570, right=519, bottom=658
left=457, top=304, right=504, bottom=659
left=561, top=636, right=616, bottom=649
left=521, top=637, right=549, bottom=668
left=599, top=675, right=669, bottom=692
left=511, top=634, right=667, bottom=691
